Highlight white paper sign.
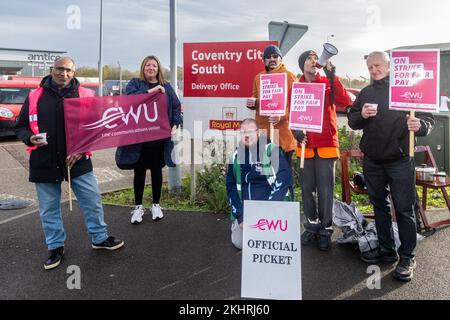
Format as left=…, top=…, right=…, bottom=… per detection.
left=241, top=200, right=301, bottom=300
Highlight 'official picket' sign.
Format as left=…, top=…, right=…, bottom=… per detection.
left=241, top=200, right=301, bottom=300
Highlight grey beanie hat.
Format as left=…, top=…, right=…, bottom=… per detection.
left=298, top=50, right=318, bottom=73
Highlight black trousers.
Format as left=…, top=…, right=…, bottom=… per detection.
left=363, top=156, right=417, bottom=261
left=300, top=155, right=337, bottom=236
left=133, top=141, right=165, bottom=205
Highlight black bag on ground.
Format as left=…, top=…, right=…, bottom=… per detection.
left=353, top=172, right=367, bottom=190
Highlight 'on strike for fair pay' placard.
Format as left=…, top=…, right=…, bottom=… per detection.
left=389, top=49, right=440, bottom=113
left=259, top=73, right=287, bottom=116
left=289, top=82, right=325, bottom=133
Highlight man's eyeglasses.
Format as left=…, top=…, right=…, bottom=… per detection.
left=240, top=129, right=258, bottom=135
left=265, top=54, right=280, bottom=60
left=53, top=67, right=74, bottom=74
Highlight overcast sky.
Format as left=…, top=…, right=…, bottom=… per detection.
left=1, top=0, right=449, bottom=78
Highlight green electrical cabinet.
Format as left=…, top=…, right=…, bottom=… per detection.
left=416, top=112, right=450, bottom=173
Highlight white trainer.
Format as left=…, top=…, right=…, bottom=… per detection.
left=130, top=205, right=145, bottom=224
left=151, top=204, right=164, bottom=221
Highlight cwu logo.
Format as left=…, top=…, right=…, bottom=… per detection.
left=83, top=102, right=158, bottom=130
left=250, top=218, right=288, bottom=232
left=400, top=91, right=423, bottom=100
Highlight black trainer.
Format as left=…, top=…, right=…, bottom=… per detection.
left=360, top=248, right=381, bottom=264
left=301, top=231, right=317, bottom=245
left=393, top=258, right=417, bottom=282
left=92, top=236, right=125, bottom=250
left=318, top=235, right=331, bottom=251
left=380, top=249, right=399, bottom=263
left=360, top=248, right=399, bottom=264
left=44, top=247, right=64, bottom=270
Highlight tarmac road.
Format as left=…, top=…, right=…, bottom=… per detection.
left=2, top=124, right=450, bottom=300
left=0, top=202, right=449, bottom=300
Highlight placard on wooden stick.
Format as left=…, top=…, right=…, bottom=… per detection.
left=389, top=49, right=440, bottom=157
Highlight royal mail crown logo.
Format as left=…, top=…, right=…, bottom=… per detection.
left=222, top=107, right=237, bottom=120
left=225, top=111, right=234, bottom=119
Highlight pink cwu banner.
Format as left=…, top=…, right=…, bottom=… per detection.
left=64, top=92, right=171, bottom=155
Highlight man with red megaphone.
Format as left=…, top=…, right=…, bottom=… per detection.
left=292, top=49, right=352, bottom=252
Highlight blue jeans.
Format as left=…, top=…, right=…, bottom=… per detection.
left=35, top=171, right=108, bottom=250
left=363, top=156, right=417, bottom=261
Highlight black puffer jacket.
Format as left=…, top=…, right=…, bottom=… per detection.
left=15, top=76, right=93, bottom=183
left=347, top=76, right=434, bottom=163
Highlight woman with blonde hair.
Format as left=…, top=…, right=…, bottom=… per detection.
left=117, top=55, right=182, bottom=224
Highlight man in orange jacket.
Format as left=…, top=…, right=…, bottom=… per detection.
left=247, top=45, right=297, bottom=167
left=292, top=50, right=352, bottom=251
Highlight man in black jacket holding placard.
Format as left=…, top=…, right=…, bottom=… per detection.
left=348, top=51, right=434, bottom=282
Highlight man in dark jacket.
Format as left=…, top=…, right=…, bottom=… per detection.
left=15, top=57, right=124, bottom=271
left=226, top=118, right=293, bottom=249
left=348, top=51, right=434, bottom=282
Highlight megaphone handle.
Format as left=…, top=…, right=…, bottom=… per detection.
left=329, top=76, right=335, bottom=105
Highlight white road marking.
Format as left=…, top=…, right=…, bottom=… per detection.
left=208, top=276, right=229, bottom=286
left=93, top=168, right=125, bottom=184
left=0, top=208, right=38, bottom=225
left=188, top=266, right=213, bottom=278
left=158, top=280, right=183, bottom=291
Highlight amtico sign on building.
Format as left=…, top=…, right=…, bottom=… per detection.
left=0, top=48, right=66, bottom=76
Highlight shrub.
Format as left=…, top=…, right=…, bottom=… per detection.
left=196, top=164, right=230, bottom=214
